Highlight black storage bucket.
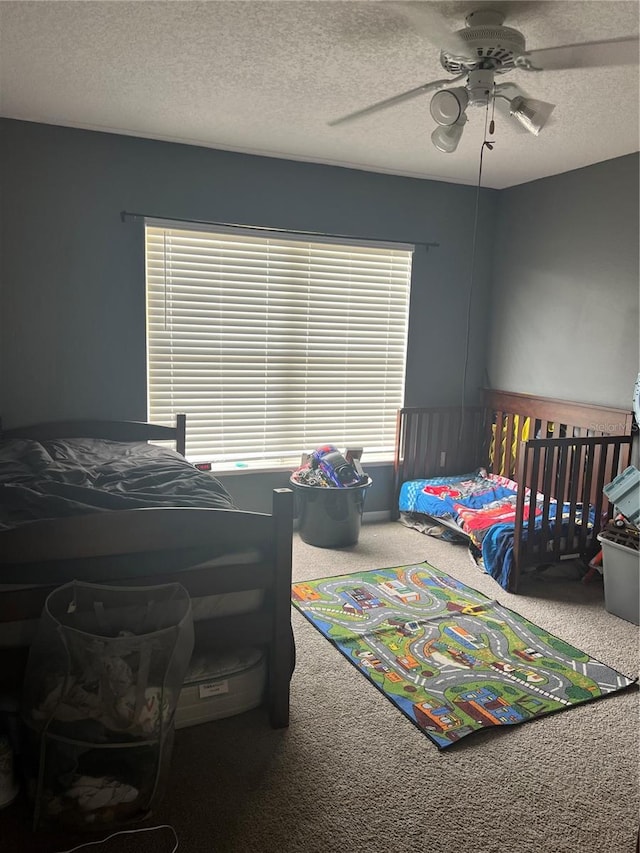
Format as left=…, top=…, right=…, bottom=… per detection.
left=290, top=477, right=372, bottom=547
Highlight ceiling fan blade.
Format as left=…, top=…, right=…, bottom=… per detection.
left=388, top=1, right=472, bottom=59
left=328, top=74, right=466, bottom=127
left=494, top=81, right=527, bottom=100
left=525, top=36, right=639, bottom=70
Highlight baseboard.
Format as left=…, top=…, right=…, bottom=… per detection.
left=293, top=509, right=391, bottom=532
left=362, top=510, right=392, bottom=523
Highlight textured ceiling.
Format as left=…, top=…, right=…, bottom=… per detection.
left=0, top=0, right=638, bottom=189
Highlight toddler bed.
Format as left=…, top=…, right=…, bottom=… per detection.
left=393, top=389, right=634, bottom=593
left=0, top=415, right=294, bottom=728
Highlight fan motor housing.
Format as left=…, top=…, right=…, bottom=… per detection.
left=441, top=25, right=527, bottom=74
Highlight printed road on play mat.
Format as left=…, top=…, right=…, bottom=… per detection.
left=292, top=562, right=637, bottom=748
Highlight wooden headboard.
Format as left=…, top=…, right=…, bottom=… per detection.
left=0, top=413, right=187, bottom=457
left=483, top=389, right=634, bottom=481
left=484, top=389, right=633, bottom=436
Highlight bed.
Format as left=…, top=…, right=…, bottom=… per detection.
left=393, top=389, right=634, bottom=593
left=0, top=415, right=294, bottom=728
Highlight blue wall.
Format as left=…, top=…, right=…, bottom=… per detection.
left=488, top=153, right=639, bottom=410
left=3, top=121, right=638, bottom=512
left=0, top=119, right=498, bottom=510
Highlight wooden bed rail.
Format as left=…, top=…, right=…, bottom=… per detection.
left=511, top=434, right=632, bottom=590
left=0, top=488, right=294, bottom=728
left=393, top=405, right=486, bottom=518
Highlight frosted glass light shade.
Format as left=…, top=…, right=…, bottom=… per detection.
left=510, top=96, right=555, bottom=135
left=430, top=87, right=469, bottom=126
left=431, top=116, right=466, bottom=153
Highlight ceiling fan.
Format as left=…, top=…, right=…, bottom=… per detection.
left=329, top=4, right=640, bottom=153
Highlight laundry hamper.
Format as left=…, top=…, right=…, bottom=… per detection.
left=21, top=581, right=194, bottom=830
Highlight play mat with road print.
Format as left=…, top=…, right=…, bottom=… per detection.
left=292, top=562, right=637, bottom=748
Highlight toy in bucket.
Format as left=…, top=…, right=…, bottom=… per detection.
left=308, top=444, right=367, bottom=488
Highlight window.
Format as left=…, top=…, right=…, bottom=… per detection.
left=145, top=221, right=413, bottom=467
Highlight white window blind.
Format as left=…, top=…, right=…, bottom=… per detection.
left=145, top=222, right=413, bottom=466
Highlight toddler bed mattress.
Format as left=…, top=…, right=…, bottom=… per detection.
left=399, top=469, right=593, bottom=590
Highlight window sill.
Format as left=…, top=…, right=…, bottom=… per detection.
left=191, top=458, right=394, bottom=477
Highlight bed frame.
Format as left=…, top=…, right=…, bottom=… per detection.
left=393, top=389, right=634, bottom=592
left=0, top=416, right=294, bottom=728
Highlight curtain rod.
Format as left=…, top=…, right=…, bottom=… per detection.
left=120, top=210, right=439, bottom=250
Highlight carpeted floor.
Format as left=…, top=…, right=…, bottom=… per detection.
left=2, top=520, right=639, bottom=853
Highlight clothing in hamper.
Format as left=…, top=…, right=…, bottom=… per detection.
left=21, top=581, right=193, bottom=830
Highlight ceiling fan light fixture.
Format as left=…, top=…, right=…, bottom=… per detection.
left=509, top=95, right=555, bottom=135
left=429, top=87, right=469, bottom=126
left=431, top=114, right=467, bottom=153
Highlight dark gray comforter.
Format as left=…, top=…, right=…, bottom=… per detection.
left=0, top=437, right=235, bottom=530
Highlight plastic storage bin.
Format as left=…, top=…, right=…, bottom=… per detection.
left=603, top=466, right=640, bottom=526
left=289, top=477, right=372, bottom=547
left=597, top=532, right=639, bottom=625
